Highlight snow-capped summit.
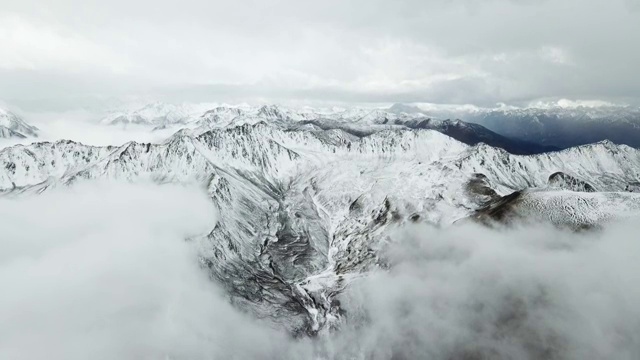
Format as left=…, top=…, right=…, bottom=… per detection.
left=0, top=108, right=39, bottom=139
left=201, top=106, right=246, bottom=120
left=257, top=104, right=288, bottom=120
left=100, top=102, right=216, bottom=127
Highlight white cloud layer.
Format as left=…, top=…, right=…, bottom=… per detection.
left=1, top=181, right=639, bottom=359
left=0, top=183, right=290, bottom=360
left=336, top=223, right=640, bottom=358
left=0, top=14, right=129, bottom=73
left=1, top=0, right=639, bottom=109
left=0, top=110, right=179, bottom=150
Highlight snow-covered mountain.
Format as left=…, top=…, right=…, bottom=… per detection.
left=424, top=104, right=640, bottom=149
left=101, top=103, right=557, bottom=154
left=3, top=121, right=640, bottom=335
left=0, top=108, right=39, bottom=139
left=100, top=102, right=217, bottom=127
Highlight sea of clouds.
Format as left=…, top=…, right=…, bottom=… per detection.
left=0, top=110, right=179, bottom=150
left=1, top=182, right=639, bottom=359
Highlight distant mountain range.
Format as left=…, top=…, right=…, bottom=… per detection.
left=99, top=102, right=640, bottom=153
left=0, top=108, right=39, bottom=139
left=460, top=107, right=640, bottom=149
left=99, top=102, right=215, bottom=127
left=7, top=101, right=640, bottom=153
left=99, top=103, right=561, bottom=155
left=396, top=103, right=640, bottom=149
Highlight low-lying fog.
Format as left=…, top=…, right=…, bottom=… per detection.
left=1, top=182, right=639, bottom=359
left=0, top=111, right=178, bottom=150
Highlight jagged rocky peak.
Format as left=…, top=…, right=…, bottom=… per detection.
left=257, top=104, right=287, bottom=119
left=0, top=108, right=39, bottom=138
left=465, top=173, right=500, bottom=206
left=548, top=172, right=596, bottom=192
left=196, top=106, right=248, bottom=129
left=201, top=106, right=245, bottom=118
left=472, top=190, right=524, bottom=226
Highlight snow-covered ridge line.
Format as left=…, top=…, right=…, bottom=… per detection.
left=0, top=108, right=39, bottom=139
left=96, top=101, right=640, bottom=153
left=100, top=103, right=556, bottom=154
left=100, top=103, right=410, bottom=127
left=100, top=101, right=640, bottom=125
left=457, top=139, right=640, bottom=192
left=4, top=120, right=640, bottom=335
left=0, top=123, right=466, bottom=190
left=2, top=121, right=640, bottom=195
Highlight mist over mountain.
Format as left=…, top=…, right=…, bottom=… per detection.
left=2, top=108, right=640, bottom=358
left=3, top=107, right=640, bottom=348
left=0, top=108, right=38, bottom=139
left=3, top=183, right=640, bottom=359
left=2, top=0, right=640, bottom=357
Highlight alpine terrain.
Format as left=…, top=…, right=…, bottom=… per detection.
left=3, top=107, right=640, bottom=336
left=101, top=103, right=558, bottom=155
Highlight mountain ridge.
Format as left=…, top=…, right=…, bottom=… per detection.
left=5, top=113, right=640, bottom=335
left=100, top=103, right=559, bottom=155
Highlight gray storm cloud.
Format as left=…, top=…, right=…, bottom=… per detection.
left=1, top=182, right=639, bottom=359
left=1, top=0, right=639, bottom=110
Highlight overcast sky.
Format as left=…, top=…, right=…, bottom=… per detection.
left=1, top=0, right=640, bottom=110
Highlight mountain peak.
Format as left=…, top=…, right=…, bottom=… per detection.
left=0, top=108, right=39, bottom=138
left=257, top=104, right=288, bottom=120
left=388, top=103, right=425, bottom=114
